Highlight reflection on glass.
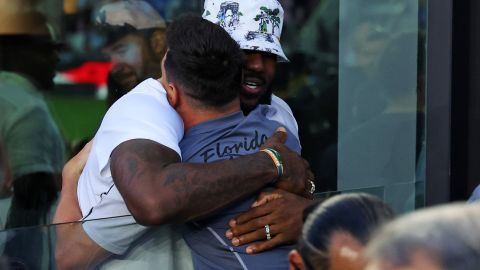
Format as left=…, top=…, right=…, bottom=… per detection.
left=337, top=0, right=427, bottom=213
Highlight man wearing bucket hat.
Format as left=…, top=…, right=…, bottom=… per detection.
left=202, top=0, right=312, bottom=255
left=95, top=0, right=168, bottom=107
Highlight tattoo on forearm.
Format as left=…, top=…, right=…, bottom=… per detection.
left=111, top=139, right=273, bottom=221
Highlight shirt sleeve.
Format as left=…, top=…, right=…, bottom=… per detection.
left=94, top=90, right=184, bottom=178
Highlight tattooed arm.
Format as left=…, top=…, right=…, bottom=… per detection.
left=111, top=130, right=309, bottom=225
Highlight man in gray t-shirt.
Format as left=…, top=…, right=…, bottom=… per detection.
left=181, top=105, right=300, bottom=269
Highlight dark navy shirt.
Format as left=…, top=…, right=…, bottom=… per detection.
left=179, top=105, right=301, bottom=270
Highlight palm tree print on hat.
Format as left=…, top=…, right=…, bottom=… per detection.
left=254, top=7, right=280, bottom=35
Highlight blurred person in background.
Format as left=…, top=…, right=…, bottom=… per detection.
left=366, top=203, right=480, bottom=270
left=0, top=9, right=65, bottom=269
left=95, top=0, right=168, bottom=107
left=289, top=193, right=394, bottom=270
left=0, top=10, right=64, bottom=228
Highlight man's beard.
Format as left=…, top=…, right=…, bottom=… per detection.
left=240, top=86, right=273, bottom=115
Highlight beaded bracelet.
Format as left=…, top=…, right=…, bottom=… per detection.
left=260, top=148, right=284, bottom=178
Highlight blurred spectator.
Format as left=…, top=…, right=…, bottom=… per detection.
left=0, top=10, right=64, bottom=228
left=366, top=203, right=480, bottom=270
left=94, top=0, right=168, bottom=107
left=289, top=193, right=394, bottom=270
left=0, top=9, right=65, bottom=269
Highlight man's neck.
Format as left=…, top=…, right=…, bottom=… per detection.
left=181, top=99, right=241, bottom=130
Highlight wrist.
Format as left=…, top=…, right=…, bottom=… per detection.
left=253, top=151, right=279, bottom=184
left=260, top=148, right=284, bottom=184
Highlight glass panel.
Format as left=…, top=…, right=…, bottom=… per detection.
left=0, top=218, right=193, bottom=269
left=336, top=0, right=427, bottom=213
left=0, top=0, right=427, bottom=228
left=280, top=0, right=427, bottom=214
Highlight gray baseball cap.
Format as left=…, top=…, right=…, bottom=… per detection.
left=95, top=0, right=166, bottom=30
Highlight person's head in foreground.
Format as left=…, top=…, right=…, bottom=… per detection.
left=365, top=203, right=480, bottom=270
left=202, top=0, right=288, bottom=113
left=95, top=0, right=167, bottom=103
left=160, top=14, right=243, bottom=120
left=289, top=193, right=395, bottom=270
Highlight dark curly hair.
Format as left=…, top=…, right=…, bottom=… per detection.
left=164, top=14, right=243, bottom=109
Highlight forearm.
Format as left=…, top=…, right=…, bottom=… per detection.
left=53, top=161, right=84, bottom=223
left=158, top=152, right=277, bottom=223
left=53, top=187, right=82, bottom=223
left=55, top=222, right=110, bottom=269
left=111, top=140, right=277, bottom=225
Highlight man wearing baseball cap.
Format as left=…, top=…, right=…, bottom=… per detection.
left=95, top=0, right=168, bottom=107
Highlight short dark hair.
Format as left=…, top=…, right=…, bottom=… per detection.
left=164, top=14, right=243, bottom=108
left=298, top=193, right=395, bottom=270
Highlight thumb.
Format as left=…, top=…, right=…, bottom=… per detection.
left=265, top=127, right=288, bottom=146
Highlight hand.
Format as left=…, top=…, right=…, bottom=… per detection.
left=262, top=128, right=315, bottom=198
left=226, top=189, right=312, bottom=254
left=62, top=139, right=93, bottom=189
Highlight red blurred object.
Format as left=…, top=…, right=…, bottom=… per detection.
left=61, top=61, right=112, bottom=87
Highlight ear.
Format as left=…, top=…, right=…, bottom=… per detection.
left=289, top=250, right=306, bottom=270
left=150, top=30, right=167, bottom=59
left=166, top=82, right=179, bottom=108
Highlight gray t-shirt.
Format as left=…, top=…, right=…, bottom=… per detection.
left=180, top=105, right=301, bottom=270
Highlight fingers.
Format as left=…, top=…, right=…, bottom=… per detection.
left=231, top=199, right=278, bottom=226
left=263, top=127, right=288, bottom=148
left=245, top=235, right=285, bottom=254
left=230, top=224, right=280, bottom=248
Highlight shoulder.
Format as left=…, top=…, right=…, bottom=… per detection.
left=105, top=78, right=183, bottom=132
left=93, top=79, right=184, bottom=170
left=246, top=106, right=302, bottom=154
left=271, top=94, right=294, bottom=115
left=264, top=95, right=300, bottom=141
left=0, top=74, right=47, bottom=119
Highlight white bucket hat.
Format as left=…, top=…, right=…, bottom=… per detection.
left=202, top=0, right=288, bottom=62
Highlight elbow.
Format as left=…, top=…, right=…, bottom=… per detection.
left=129, top=196, right=182, bottom=225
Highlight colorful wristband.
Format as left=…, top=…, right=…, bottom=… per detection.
left=261, top=148, right=284, bottom=179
